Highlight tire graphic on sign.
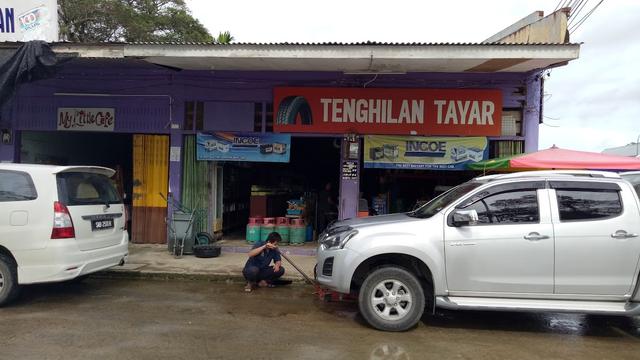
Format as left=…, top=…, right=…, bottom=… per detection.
left=276, top=96, right=313, bottom=125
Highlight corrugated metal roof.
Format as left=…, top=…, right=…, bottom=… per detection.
left=126, top=41, right=579, bottom=46
left=44, top=40, right=580, bottom=73
left=1, top=40, right=582, bottom=48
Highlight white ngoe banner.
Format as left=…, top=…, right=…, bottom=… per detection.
left=0, top=0, right=59, bottom=42
left=57, top=108, right=115, bottom=132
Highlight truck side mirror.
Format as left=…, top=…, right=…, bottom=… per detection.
left=452, top=209, right=479, bottom=227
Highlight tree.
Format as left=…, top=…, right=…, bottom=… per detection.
left=215, top=31, right=234, bottom=44
left=58, top=0, right=232, bottom=44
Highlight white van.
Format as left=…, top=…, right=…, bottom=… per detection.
left=0, top=164, right=129, bottom=306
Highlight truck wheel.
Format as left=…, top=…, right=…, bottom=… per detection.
left=358, top=267, right=425, bottom=331
left=0, top=254, right=20, bottom=307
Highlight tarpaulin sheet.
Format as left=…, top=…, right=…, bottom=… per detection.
left=0, top=41, right=61, bottom=114
left=469, top=146, right=640, bottom=171
left=510, top=147, right=640, bottom=170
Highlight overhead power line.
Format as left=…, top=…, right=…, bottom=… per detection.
left=569, top=0, right=604, bottom=34
left=569, top=0, right=589, bottom=26
left=555, top=0, right=570, bottom=12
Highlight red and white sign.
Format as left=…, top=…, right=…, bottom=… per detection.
left=57, top=108, right=115, bottom=132
left=273, top=87, right=503, bottom=136
left=0, top=1, right=59, bottom=42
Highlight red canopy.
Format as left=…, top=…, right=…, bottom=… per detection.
left=510, top=147, right=640, bottom=170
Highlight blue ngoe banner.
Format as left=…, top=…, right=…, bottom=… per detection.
left=196, top=132, right=291, bottom=163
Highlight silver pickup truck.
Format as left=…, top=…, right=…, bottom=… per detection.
left=316, top=171, right=640, bottom=331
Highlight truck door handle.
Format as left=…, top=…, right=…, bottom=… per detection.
left=524, top=232, right=549, bottom=241
left=611, top=230, right=638, bottom=239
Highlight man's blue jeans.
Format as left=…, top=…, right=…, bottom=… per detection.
left=243, top=265, right=285, bottom=283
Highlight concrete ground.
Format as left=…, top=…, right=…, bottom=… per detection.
left=1, top=278, right=639, bottom=360
left=106, top=242, right=317, bottom=282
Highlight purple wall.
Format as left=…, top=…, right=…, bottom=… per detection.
left=169, top=131, right=183, bottom=201
left=203, top=101, right=254, bottom=132
left=3, top=59, right=541, bottom=222
left=15, top=95, right=172, bottom=132
left=0, top=132, right=16, bottom=161
left=524, top=72, right=542, bottom=152
left=339, top=137, right=360, bottom=220
left=10, top=63, right=534, bottom=137
left=0, top=100, right=16, bottom=162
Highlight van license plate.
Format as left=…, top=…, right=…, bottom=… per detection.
left=92, top=219, right=114, bottom=231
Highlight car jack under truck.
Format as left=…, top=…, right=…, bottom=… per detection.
left=278, top=251, right=356, bottom=303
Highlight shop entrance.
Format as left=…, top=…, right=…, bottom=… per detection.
left=20, top=130, right=133, bottom=234
left=20, top=131, right=169, bottom=244
left=220, top=136, right=341, bottom=241
left=20, top=131, right=133, bottom=197
left=360, top=169, right=476, bottom=215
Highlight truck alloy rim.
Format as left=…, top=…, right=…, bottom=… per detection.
left=0, top=272, right=4, bottom=291
left=370, top=279, right=413, bottom=321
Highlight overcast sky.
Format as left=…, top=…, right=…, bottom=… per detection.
left=185, top=0, right=639, bottom=153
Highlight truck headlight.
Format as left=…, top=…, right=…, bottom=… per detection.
left=320, top=226, right=358, bottom=250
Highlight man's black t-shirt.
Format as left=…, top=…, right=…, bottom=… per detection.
left=245, top=241, right=281, bottom=269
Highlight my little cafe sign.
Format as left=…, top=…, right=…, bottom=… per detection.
left=57, top=108, right=115, bottom=132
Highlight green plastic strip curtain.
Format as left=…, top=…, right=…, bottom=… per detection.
left=181, top=135, right=210, bottom=234
left=467, top=140, right=525, bottom=173
left=494, top=140, right=524, bottom=158
left=466, top=155, right=515, bottom=171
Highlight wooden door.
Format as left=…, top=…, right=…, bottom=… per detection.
left=132, top=134, right=169, bottom=244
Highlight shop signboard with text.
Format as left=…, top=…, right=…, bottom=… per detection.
left=0, top=0, right=59, bottom=42
left=364, top=135, right=488, bottom=170
left=57, top=108, right=115, bottom=132
left=197, top=132, right=291, bottom=163
left=273, top=87, right=502, bottom=136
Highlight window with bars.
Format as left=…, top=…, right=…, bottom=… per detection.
left=254, top=103, right=263, bottom=132
left=489, top=140, right=524, bottom=158
left=253, top=103, right=274, bottom=133
left=501, top=109, right=523, bottom=136
left=184, top=101, right=204, bottom=131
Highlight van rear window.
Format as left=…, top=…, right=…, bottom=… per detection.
left=57, top=172, right=121, bottom=206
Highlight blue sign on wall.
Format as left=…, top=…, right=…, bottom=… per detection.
left=196, top=132, right=291, bottom=163
left=364, top=135, right=488, bottom=170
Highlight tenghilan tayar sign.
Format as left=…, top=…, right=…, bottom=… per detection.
left=274, top=87, right=503, bottom=136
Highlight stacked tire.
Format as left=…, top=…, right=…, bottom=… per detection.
left=193, top=232, right=221, bottom=258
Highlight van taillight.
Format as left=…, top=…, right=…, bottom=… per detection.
left=123, top=206, right=128, bottom=231
left=51, top=201, right=75, bottom=239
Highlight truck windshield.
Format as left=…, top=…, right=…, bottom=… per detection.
left=408, top=180, right=487, bottom=218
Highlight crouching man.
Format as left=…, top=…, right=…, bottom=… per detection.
left=243, top=232, right=285, bottom=292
